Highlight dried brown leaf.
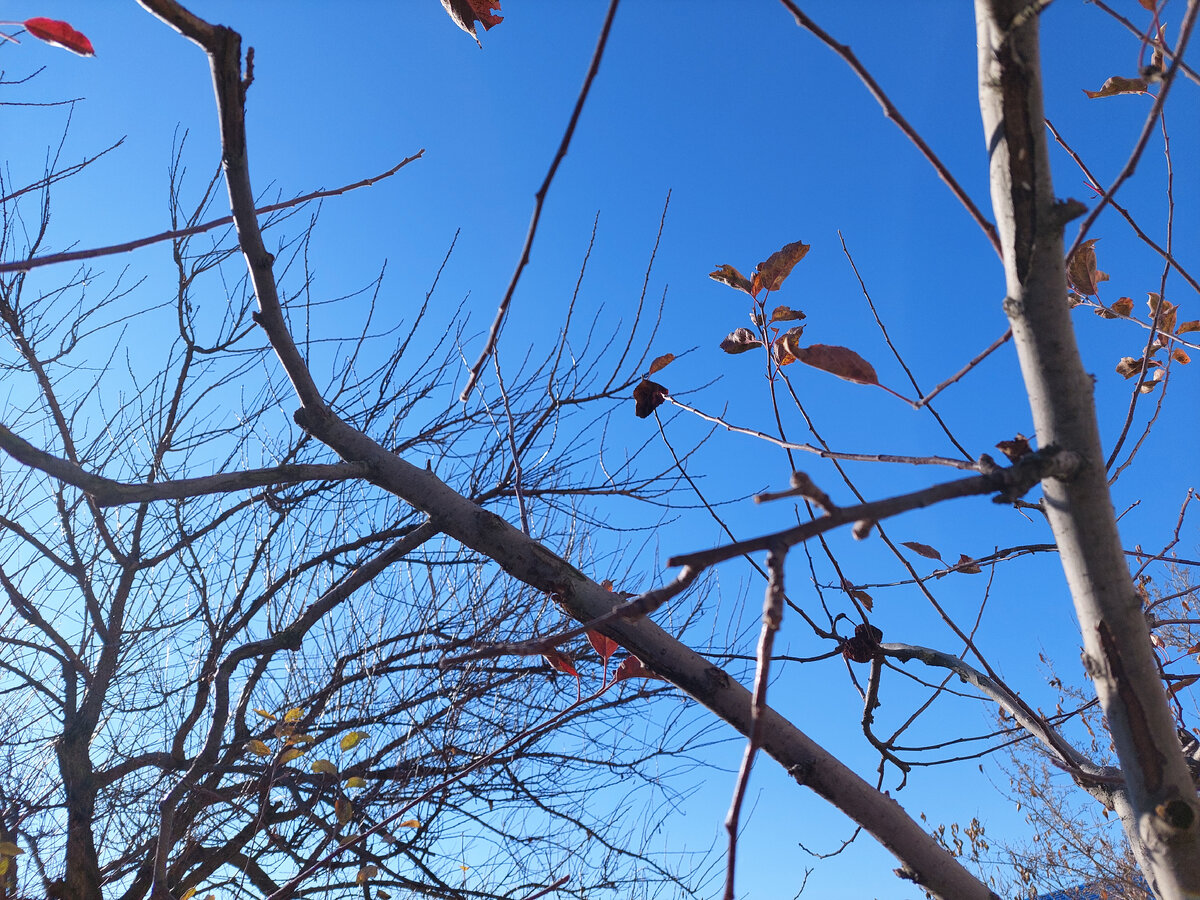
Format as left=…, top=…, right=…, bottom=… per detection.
left=647, top=353, right=675, bottom=376
left=902, top=541, right=943, bottom=562
left=770, top=326, right=806, bottom=367
left=1066, top=239, right=1103, bottom=296
left=955, top=554, right=983, bottom=575
left=849, top=589, right=874, bottom=612
left=1115, top=356, right=1160, bottom=379
left=1177, top=320, right=1200, bottom=335
left=709, top=264, right=754, bottom=295
left=768, top=305, right=807, bottom=324
left=1083, top=76, right=1150, bottom=99
left=720, top=328, right=763, bottom=354
left=755, top=241, right=810, bottom=294
left=439, top=0, right=503, bottom=45
left=794, top=344, right=879, bottom=386
left=995, top=435, right=1032, bottom=462
left=632, top=380, right=668, bottom=418
left=1171, top=348, right=1191, bottom=365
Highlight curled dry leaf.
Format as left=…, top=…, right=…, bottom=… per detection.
left=842, top=623, right=883, bottom=664
left=1115, top=356, right=1161, bottom=379
left=647, top=353, right=675, bottom=376
left=771, top=325, right=806, bottom=366
left=1171, top=348, right=1191, bottom=365
left=1095, top=296, right=1134, bottom=319
left=901, top=541, right=943, bottom=562
left=23, top=17, right=94, bottom=56
left=1083, top=75, right=1150, bottom=98
left=849, top=589, right=874, bottom=612
left=720, top=327, right=763, bottom=354
left=768, top=305, right=807, bottom=324
left=439, top=0, right=503, bottom=45
left=1066, top=239, right=1107, bottom=296
left=709, top=264, right=754, bottom=295
left=794, top=344, right=880, bottom=386
left=755, top=240, right=810, bottom=294
left=995, top=434, right=1032, bottom=462
left=1177, top=320, right=1200, bottom=335
left=335, top=796, right=353, bottom=826
left=632, top=379, right=668, bottom=418
left=356, top=865, right=379, bottom=885
left=954, top=554, right=983, bottom=574
left=1147, top=293, right=1178, bottom=346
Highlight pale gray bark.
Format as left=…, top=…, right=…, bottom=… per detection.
left=975, top=2, right=1200, bottom=896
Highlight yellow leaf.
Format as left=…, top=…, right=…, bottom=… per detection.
left=245, top=739, right=271, bottom=758
left=0, top=841, right=22, bottom=857
left=355, top=865, right=379, bottom=885
left=345, top=776, right=367, bottom=789
left=283, top=707, right=304, bottom=723
left=278, top=747, right=304, bottom=764
left=0, top=859, right=8, bottom=877
left=253, top=708, right=277, bottom=721
left=286, top=733, right=316, bottom=745
left=335, top=797, right=354, bottom=826
left=398, top=819, right=421, bottom=828
left=339, top=731, right=366, bottom=752
left=181, top=890, right=197, bottom=900
left=310, top=759, right=338, bottom=776
left=377, top=891, right=391, bottom=900
left=460, top=864, right=470, bottom=872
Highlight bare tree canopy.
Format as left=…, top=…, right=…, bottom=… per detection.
left=0, top=2, right=1198, bottom=899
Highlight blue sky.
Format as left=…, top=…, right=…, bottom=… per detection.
left=6, top=1, right=1199, bottom=897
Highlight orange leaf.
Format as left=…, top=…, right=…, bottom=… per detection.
left=770, top=326, right=806, bottom=367
left=23, top=17, right=94, bottom=56
left=1176, top=320, right=1200, bottom=335
left=768, top=305, right=807, bottom=324
left=848, top=589, right=874, bottom=612
left=755, top=241, right=810, bottom=294
left=902, top=541, right=943, bottom=562
left=542, top=650, right=578, bottom=678
left=794, top=344, right=879, bottom=386
left=1083, top=75, right=1150, bottom=98
left=647, top=353, right=675, bottom=376
left=439, top=0, right=503, bottom=45
left=709, top=264, right=754, bottom=295
left=720, top=328, right=763, bottom=355
left=587, top=630, right=619, bottom=662
left=632, top=379, right=668, bottom=419
left=1171, top=348, right=1190, bottom=365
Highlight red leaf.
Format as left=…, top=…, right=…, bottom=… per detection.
left=23, top=18, right=94, bottom=56
left=954, top=554, right=983, bottom=574
left=794, top=344, right=879, bottom=386
left=632, top=379, right=668, bottom=419
left=439, top=0, right=503, bottom=45
left=587, top=630, right=619, bottom=662
left=612, top=655, right=662, bottom=683
left=542, top=650, right=578, bottom=678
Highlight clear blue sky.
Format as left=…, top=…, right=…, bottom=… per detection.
left=7, top=1, right=1199, bottom=897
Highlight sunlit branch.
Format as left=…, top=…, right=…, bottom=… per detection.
left=0, top=423, right=367, bottom=505
left=0, top=154, right=424, bottom=274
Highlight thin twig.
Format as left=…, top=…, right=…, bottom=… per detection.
left=1066, top=0, right=1199, bottom=259
left=776, top=0, right=1000, bottom=256
left=460, top=0, right=621, bottom=401
left=0, top=154, right=424, bottom=274
left=1087, top=0, right=1200, bottom=86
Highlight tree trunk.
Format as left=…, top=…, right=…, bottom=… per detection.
left=975, top=2, right=1200, bottom=896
